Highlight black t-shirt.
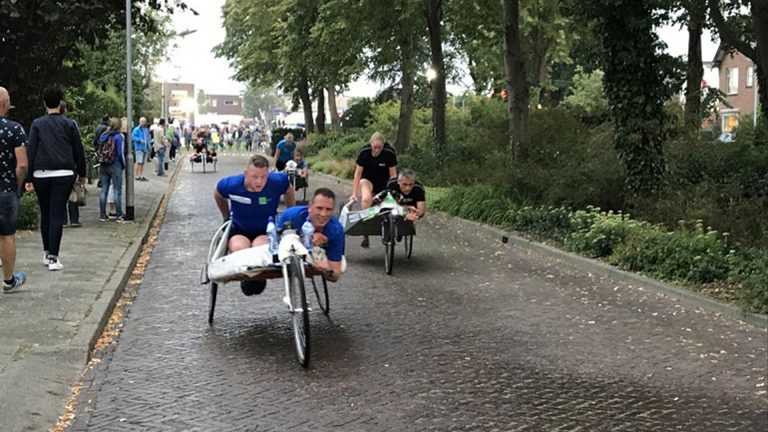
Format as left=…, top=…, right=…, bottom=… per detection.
left=0, top=118, right=26, bottom=193
left=355, top=143, right=397, bottom=193
left=386, top=179, right=425, bottom=207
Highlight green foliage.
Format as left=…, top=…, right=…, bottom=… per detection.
left=727, top=247, right=768, bottom=314
left=341, top=98, right=375, bottom=130
left=17, top=193, right=40, bottom=230
left=563, top=68, right=606, bottom=120
left=565, top=209, right=647, bottom=258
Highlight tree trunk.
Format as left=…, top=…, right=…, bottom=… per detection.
left=424, top=0, right=447, bottom=153
left=315, top=87, right=326, bottom=134
left=327, top=85, right=341, bottom=132
left=684, top=0, right=706, bottom=133
left=503, top=0, right=530, bottom=163
left=396, top=32, right=417, bottom=153
left=298, top=78, right=315, bottom=134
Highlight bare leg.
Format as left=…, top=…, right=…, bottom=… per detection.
left=0, top=236, right=16, bottom=281
left=228, top=235, right=253, bottom=253
left=359, top=179, right=374, bottom=247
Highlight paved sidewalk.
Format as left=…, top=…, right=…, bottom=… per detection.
left=0, top=162, right=181, bottom=432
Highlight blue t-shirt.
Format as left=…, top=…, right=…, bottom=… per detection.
left=276, top=140, right=296, bottom=163
left=278, top=206, right=345, bottom=262
left=217, top=172, right=290, bottom=235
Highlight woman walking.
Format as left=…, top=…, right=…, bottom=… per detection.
left=97, top=117, right=126, bottom=222
left=25, top=88, right=86, bottom=270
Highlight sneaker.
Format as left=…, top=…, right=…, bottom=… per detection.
left=241, top=280, right=267, bottom=296
left=70, top=222, right=81, bottom=227
left=48, top=259, right=63, bottom=271
left=360, top=237, right=370, bottom=248
left=108, top=213, right=117, bottom=219
left=43, top=253, right=54, bottom=266
left=99, top=217, right=108, bottom=222
left=115, top=216, right=130, bottom=224
left=2, top=272, right=26, bottom=292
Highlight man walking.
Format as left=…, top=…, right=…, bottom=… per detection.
left=153, top=118, right=168, bottom=176
left=25, top=87, right=87, bottom=271
left=131, top=117, right=150, bottom=181
left=0, top=87, right=28, bottom=290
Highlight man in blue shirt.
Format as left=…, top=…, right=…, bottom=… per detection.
left=131, top=117, right=150, bottom=181
left=215, top=155, right=296, bottom=295
left=279, top=188, right=345, bottom=282
left=273, top=132, right=296, bottom=171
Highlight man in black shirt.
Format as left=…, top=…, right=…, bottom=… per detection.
left=0, top=87, right=28, bottom=290
left=351, top=132, right=397, bottom=247
left=386, top=169, right=426, bottom=222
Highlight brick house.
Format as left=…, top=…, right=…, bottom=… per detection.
left=712, top=46, right=759, bottom=132
left=205, top=94, right=243, bottom=116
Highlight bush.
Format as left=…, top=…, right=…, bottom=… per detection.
left=341, top=98, right=374, bottom=129
left=565, top=209, right=647, bottom=258
left=727, top=247, right=768, bottom=314
left=18, top=193, right=39, bottom=230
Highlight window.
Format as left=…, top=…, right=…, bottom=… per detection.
left=721, top=110, right=740, bottom=133
left=224, top=100, right=235, bottom=105
left=726, top=67, right=739, bottom=94
left=746, top=66, right=754, bottom=88
left=211, top=99, right=218, bottom=107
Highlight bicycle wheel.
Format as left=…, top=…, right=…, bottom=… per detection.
left=383, top=216, right=395, bottom=275
left=311, top=276, right=330, bottom=315
left=287, top=255, right=310, bottom=367
left=208, top=282, right=218, bottom=325
left=404, top=235, right=414, bottom=259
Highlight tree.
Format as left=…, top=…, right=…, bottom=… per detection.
left=503, top=0, right=530, bottom=162
left=708, top=0, right=768, bottom=123
left=681, top=0, right=708, bottom=132
left=424, top=0, right=448, bottom=152
left=0, top=0, right=191, bottom=128
left=580, top=0, right=671, bottom=193
left=197, top=89, right=208, bottom=114
left=242, top=85, right=286, bottom=123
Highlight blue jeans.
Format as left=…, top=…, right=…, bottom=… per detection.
left=156, top=147, right=166, bottom=175
left=99, top=163, right=123, bottom=218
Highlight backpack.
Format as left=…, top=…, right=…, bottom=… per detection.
left=98, top=133, right=116, bottom=164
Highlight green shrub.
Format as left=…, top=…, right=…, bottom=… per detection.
left=341, top=98, right=374, bottom=129
left=727, top=247, right=768, bottom=314
left=18, top=193, right=39, bottom=230
left=565, top=210, right=646, bottom=258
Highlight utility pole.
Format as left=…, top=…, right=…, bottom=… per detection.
left=125, top=0, right=135, bottom=221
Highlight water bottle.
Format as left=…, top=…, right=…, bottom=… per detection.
left=301, top=217, right=314, bottom=251
left=266, top=216, right=278, bottom=256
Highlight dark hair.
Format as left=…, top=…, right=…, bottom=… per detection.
left=312, top=188, right=336, bottom=203
left=42, top=87, right=63, bottom=109
left=101, top=115, right=110, bottom=123
left=248, top=154, right=270, bottom=169
left=159, top=118, right=166, bottom=126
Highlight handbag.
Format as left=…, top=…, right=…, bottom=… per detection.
left=75, top=183, right=87, bottom=206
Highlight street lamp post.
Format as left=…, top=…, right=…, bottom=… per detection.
left=125, top=0, right=135, bottom=221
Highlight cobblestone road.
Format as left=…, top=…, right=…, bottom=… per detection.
left=69, top=154, right=767, bottom=431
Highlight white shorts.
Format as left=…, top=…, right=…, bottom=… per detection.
left=135, top=151, right=146, bottom=164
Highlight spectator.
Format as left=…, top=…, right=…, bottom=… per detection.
left=97, top=117, right=127, bottom=222
left=273, top=132, right=296, bottom=171
left=59, top=101, right=81, bottom=227
left=0, top=86, right=28, bottom=290
left=131, top=117, right=150, bottom=181
left=25, top=87, right=87, bottom=271
left=153, top=118, right=168, bottom=176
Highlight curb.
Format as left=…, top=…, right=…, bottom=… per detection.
left=69, top=159, right=185, bottom=359
left=314, top=171, right=767, bottom=329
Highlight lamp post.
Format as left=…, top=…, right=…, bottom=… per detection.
left=125, top=0, right=135, bottom=221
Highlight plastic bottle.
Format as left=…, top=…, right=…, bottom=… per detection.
left=301, top=216, right=314, bottom=251
left=266, top=216, right=278, bottom=256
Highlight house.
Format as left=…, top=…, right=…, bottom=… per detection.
left=712, top=46, right=760, bottom=132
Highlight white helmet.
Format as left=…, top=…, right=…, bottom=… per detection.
left=285, top=160, right=298, bottom=171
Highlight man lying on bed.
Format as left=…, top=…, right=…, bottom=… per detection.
left=214, top=154, right=295, bottom=295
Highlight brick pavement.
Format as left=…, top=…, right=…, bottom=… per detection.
left=69, top=155, right=767, bottom=431
left=0, top=160, right=180, bottom=432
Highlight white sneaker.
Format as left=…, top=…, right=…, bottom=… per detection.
left=43, top=253, right=54, bottom=266
left=48, top=259, right=64, bottom=271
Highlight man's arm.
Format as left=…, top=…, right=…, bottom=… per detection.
left=284, top=183, right=296, bottom=207
left=14, top=146, right=28, bottom=192
left=213, top=189, right=230, bottom=221
left=273, top=148, right=281, bottom=166
left=388, top=166, right=397, bottom=180
left=72, top=124, right=87, bottom=180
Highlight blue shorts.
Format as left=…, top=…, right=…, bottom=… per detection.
left=135, top=151, right=146, bottom=164
left=0, top=192, right=19, bottom=236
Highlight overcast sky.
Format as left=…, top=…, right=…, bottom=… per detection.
left=156, top=0, right=721, bottom=99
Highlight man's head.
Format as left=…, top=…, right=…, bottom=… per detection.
left=309, top=188, right=336, bottom=229
left=159, top=118, right=166, bottom=126
left=243, top=155, right=270, bottom=191
left=294, top=151, right=303, bottom=163
left=101, top=115, right=110, bottom=124
left=139, top=117, right=147, bottom=127
left=0, top=87, right=10, bottom=117
left=370, top=131, right=386, bottom=156
left=397, top=169, right=417, bottom=195
left=284, top=132, right=294, bottom=143
left=42, top=87, right=64, bottom=109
